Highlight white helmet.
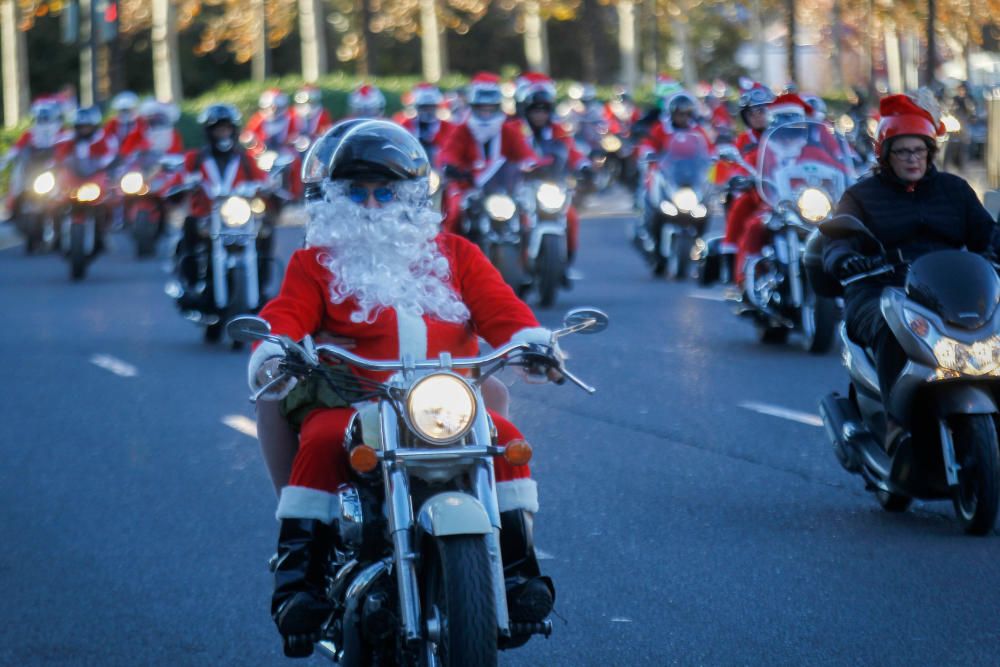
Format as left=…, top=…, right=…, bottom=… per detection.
left=348, top=84, right=386, bottom=118
left=111, top=91, right=140, bottom=115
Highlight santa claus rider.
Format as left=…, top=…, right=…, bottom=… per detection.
left=247, top=119, right=559, bottom=653
left=438, top=71, right=543, bottom=235
left=397, top=82, right=455, bottom=161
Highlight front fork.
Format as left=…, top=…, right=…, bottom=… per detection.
left=210, top=218, right=260, bottom=311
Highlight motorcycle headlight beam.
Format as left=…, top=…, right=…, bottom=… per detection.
left=75, top=182, right=102, bottom=202
left=256, top=150, right=279, bottom=172
left=120, top=171, right=145, bottom=195
left=797, top=188, right=832, bottom=223
left=536, top=182, right=567, bottom=214
left=428, top=169, right=442, bottom=197
left=221, top=196, right=253, bottom=227
left=405, top=373, right=477, bottom=444
left=600, top=134, right=622, bottom=153
left=659, top=200, right=679, bottom=216
left=904, top=308, right=1000, bottom=377
left=484, top=194, right=517, bottom=222
left=672, top=187, right=699, bottom=214
left=32, top=171, right=55, bottom=195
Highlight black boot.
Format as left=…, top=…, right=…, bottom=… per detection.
left=499, top=510, right=555, bottom=625
left=272, top=519, right=334, bottom=657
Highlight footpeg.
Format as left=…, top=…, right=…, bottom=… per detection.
left=509, top=620, right=553, bottom=638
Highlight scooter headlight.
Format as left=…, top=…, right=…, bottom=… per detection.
left=405, top=373, right=477, bottom=444
left=659, top=200, right=679, bottom=216
left=428, top=169, right=442, bottom=197
left=75, top=182, right=102, bottom=202
left=904, top=308, right=1000, bottom=377
left=120, top=171, right=145, bottom=195
left=484, top=194, right=516, bottom=222
left=32, top=171, right=55, bottom=195
left=221, top=196, right=253, bottom=227
left=672, top=187, right=699, bottom=213
left=256, top=150, right=279, bottom=172
left=797, top=188, right=832, bottom=223
left=600, top=134, right=622, bottom=153
left=691, top=204, right=708, bottom=218
left=536, top=182, right=567, bottom=214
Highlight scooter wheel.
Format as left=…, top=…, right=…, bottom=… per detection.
left=282, top=634, right=315, bottom=658
left=875, top=488, right=912, bottom=513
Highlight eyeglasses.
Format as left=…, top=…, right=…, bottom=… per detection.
left=348, top=184, right=395, bottom=204
left=890, top=146, right=929, bottom=161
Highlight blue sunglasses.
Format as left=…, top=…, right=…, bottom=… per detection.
left=348, top=184, right=395, bottom=204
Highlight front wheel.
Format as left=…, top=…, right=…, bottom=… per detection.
left=800, top=290, right=839, bottom=354
left=950, top=415, right=1000, bottom=535
left=133, top=209, right=158, bottom=258
left=421, top=535, right=497, bottom=667
left=489, top=243, right=526, bottom=294
left=69, top=220, right=88, bottom=281
left=536, top=234, right=564, bottom=308
left=876, top=488, right=913, bottom=513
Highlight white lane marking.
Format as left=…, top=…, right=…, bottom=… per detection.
left=739, top=401, right=823, bottom=428
left=536, top=548, right=554, bottom=560
left=610, top=617, right=633, bottom=623
left=0, top=235, right=22, bottom=250
left=223, top=415, right=259, bottom=438
left=688, top=292, right=728, bottom=302
left=90, top=354, right=139, bottom=378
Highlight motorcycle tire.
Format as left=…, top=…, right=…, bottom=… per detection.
left=490, top=244, right=525, bottom=295
left=875, top=488, right=912, bottom=513
left=950, top=414, right=1000, bottom=535
left=537, top=235, right=563, bottom=309
left=800, top=291, right=839, bottom=354
left=69, top=221, right=88, bottom=281
left=421, top=535, right=497, bottom=667
left=759, top=326, right=790, bottom=344
left=665, top=235, right=689, bottom=281
left=21, top=214, right=40, bottom=254
left=134, top=209, right=157, bottom=259
left=204, top=321, right=224, bottom=343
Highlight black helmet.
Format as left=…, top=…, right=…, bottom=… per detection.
left=668, top=93, right=697, bottom=115
left=302, top=119, right=429, bottom=185
left=198, top=104, right=242, bottom=129
left=523, top=86, right=555, bottom=112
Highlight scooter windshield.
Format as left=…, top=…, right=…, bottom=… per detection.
left=657, top=130, right=711, bottom=192
left=756, top=121, right=855, bottom=213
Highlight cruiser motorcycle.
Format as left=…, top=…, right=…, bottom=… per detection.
left=9, top=148, right=60, bottom=254
left=58, top=156, right=113, bottom=281
left=227, top=307, right=608, bottom=664
left=717, top=120, right=855, bottom=352
left=118, top=151, right=186, bottom=258
left=809, top=215, right=1000, bottom=535
left=520, top=139, right=574, bottom=307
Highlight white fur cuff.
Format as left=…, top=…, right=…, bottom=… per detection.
left=276, top=486, right=337, bottom=522
left=508, top=327, right=552, bottom=347
left=248, top=340, right=284, bottom=391
left=497, top=478, right=539, bottom=513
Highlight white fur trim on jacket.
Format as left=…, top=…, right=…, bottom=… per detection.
left=497, top=478, right=539, bottom=513
left=248, top=340, right=284, bottom=391
left=276, top=486, right=338, bottom=523
left=508, top=327, right=552, bottom=347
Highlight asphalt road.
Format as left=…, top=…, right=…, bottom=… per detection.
left=2, top=201, right=999, bottom=666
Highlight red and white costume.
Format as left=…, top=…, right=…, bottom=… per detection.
left=183, top=148, right=267, bottom=218
left=252, top=234, right=545, bottom=517
left=54, top=130, right=118, bottom=170
left=293, top=107, right=333, bottom=140
left=120, top=126, right=184, bottom=157
left=245, top=110, right=298, bottom=152
left=639, top=119, right=713, bottom=159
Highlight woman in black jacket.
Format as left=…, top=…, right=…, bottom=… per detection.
left=823, top=93, right=998, bottom=424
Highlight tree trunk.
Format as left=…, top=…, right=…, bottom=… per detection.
left=642, top=0, right=658, bottom=84
left=152, top=0, right=182, bottom=102
left=357, top=0, right=376, bottom=77
left=753, top=0, right=766, bottom=81
left=831, top=0, right=843, bottom=91
left=672, top=9, right=697, bottom=88
left=579, top=0, right=601, bottom=81
left=523, top=0, right=549, bottom=74
left=419, top=0, right=442, bottom=81
left=299, top=0, right=327, bottom=82
left=617, top=0, right=637, bottom=90
left=79, top=0, right=97, bottom=107
left=884, top=20, right=902, bottom=93
left=785, top=0, right=796, bottom=86
left=1, top=0, right=29, bottom=127
left=251, top=0, right=269, bottom=82
left=924, top=0, right=937, bottom=85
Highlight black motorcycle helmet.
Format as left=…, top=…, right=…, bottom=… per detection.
left=197, top=104, right=241, bottom=152
left=302, top=119, right=429, bottom=190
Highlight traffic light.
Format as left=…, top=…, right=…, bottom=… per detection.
left=95, top=0, right=117, bottom=43
left=61, top=0, right=80, bottom=44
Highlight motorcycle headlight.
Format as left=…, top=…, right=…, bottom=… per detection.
left=866, top=118, right=878, bottom=138
left=796, top=188, right=832, bottom=222
left=536, top=182, right=567, bottom=213
left=837, top=114, right=855, bottom=134
left=256, top=150, right=279, bottom=172
left=405, top=373, right=477, bottom=444
left=659, top=200, right=679, bottom=216
left=75, top=182, right=102, bottom=202
left=120, top=171, right=145, bottom=195
left=691, top=204, right=708, bottom=218
left=904, top=309, right=1000, bottom=377
left=942, top=114, right=961, bottom=133
left=672, top=187, right=699, bottom=213
left=428, top=169, right=441, bottom=197
left=32, top=171, right=55, bottom=195
left=221, top=196, right=253, bottom=227
left=600, top=134, right=622, bottom=153
left=484, top=194, right=516, bottom=222
left=293, top=136, right=311, bottom=152
left=250, top=197, right=267, bottom=215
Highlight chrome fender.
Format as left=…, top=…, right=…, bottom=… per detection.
left=416, top=492, right=492, bottom=536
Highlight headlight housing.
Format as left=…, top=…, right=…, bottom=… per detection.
left=536, top=182, right=567, bottom=214
left=600, top=134, right=622, bottom=153
left=120, top=171, right=145, bottom=195
left=797, top=188, right=832, bottom=223
left=405, top=373, right=477, bottom=444
left=75, top=182, right=102, bottom=202
left=484, top=194, right=516, bottom=222
left=256, top=150, right=279, bottom=172
left=220, top=196, right=253, bottom=227
left=32, top=171, right=55, bottom=195
left=904, top=308, right=1000, bottom=376
left=672, top=187, right=699, bottom=213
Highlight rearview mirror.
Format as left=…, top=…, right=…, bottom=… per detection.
left=562, top=307, right=609, bottom=335
left=227, top=315, right=271, bottom=343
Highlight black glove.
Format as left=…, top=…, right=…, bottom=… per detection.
left=836, top=254, right=884, bottom=280
left=443, top=165, right=472, bottom=182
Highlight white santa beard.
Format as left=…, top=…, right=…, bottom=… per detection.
left=305, top=180, right=470, bottom=325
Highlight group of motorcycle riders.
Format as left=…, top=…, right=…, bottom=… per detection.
left=5, top=70, right=999, bottom=661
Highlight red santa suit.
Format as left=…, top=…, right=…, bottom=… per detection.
left=252, top=234, right=545, bottom=514
left=398, top=115, right=456, bottom=164
left=293, top=108, right=334, bottom=141
left=639, top=120, right=713, bottom=158
left=245, top=110, right=298, bottom=152
left=119, top=126, right=184, bottom=157
left=54, top=130, right=118, bottom=171
left=183, top=148, right=267, bottom=218
left=438, top=121, right=542, bottom=233
left=104, top=116, right=141, bottom=147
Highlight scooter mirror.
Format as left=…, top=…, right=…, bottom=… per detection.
left=819, top=214, right=885, bottom=255
left=227, top=315, right=271, bottom=343
left=561, top=307, right=609, bottom=334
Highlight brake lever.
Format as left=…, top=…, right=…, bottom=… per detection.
left=250, top=373, right=292, bottom=404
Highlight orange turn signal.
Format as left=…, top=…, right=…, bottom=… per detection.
left=503, top=439, right=533, bottom=466
left=349, top=445, right=379, bottom=474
